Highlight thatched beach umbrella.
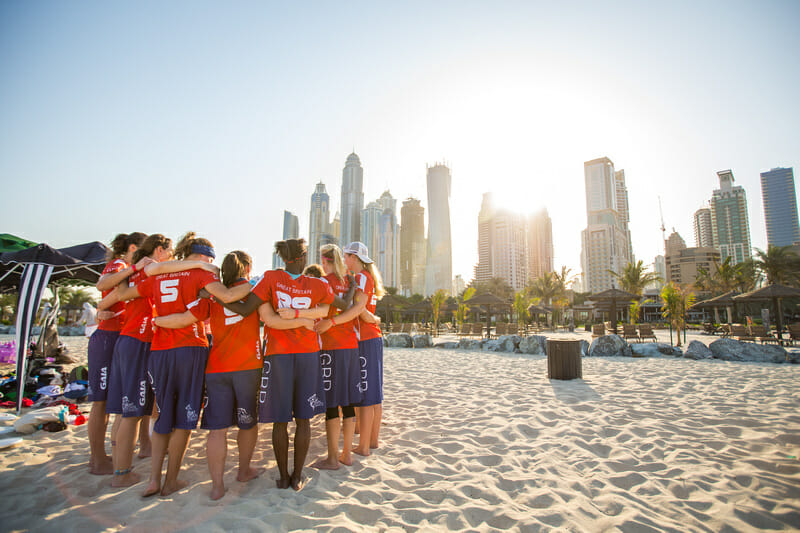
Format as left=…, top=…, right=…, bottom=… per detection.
left=375, top=293, right=405, bottom=324
left=589, top=288, right=638, bottom=335
left=468, top=292, right=509, bottom=338
left=692, top=290, right=740, bottom=324
left=733, top=284, right=800, bottom=342
left=526, top=303, right=551, bottom=326
left=404, top=300, right=432, bottom=322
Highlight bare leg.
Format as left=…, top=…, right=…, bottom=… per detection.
left=110, top=414, right=121, bottom=458
left=272, top=422, right=290, bottom=489
left=236, top=426, right=261, bottom=482
left=137, top=416, right=152, bottom=458
left=370, top=404, right=382, bottom=449
left=207, top=428, right=227, bottom=500
left=311, top=417, right=340, bottom=470
left=161, top=428, right=191, bottom=496
left=353, top=406, right=373, bottom=457
left=143, top=430, right=170, bottom=497
left=111, top=416, right=141, bottom=488
left=339, top=415, right=355, bottom=465
left=88, top=401, right=113, bottom=474
left=290, top=418, right=311, bottom=491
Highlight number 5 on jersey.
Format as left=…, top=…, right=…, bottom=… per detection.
left=160, top=279, right=180, bottom=303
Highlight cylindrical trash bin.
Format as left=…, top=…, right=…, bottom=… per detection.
left=546, top=339, right=582, bottom=380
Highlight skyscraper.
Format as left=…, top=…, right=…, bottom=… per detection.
left=378, top=208, right=398, bottom=288
left=340, top=153, right=364, bottom=247
left=309, top=181, right=331, bottom=264
left=664, top=230, right=719, bottom=285
left=360, top=201, right=381, bottom=260
left=474, top=192, right=528, bottom=291
left=425, top=163, right=453, bottom=296
left=760, top=167, right=799, bottom=247
left=272, top=210, right=299, bottom=269
left=400, top=197, right=425, bottom=296
left=331, top=211, right=340, bottom=243
left=527, top=208, right=554, bottom=281
left=580, top=157, right=632, bottom=294
left=709, top=170, right=751, bottom=264
left=693, top=206, right=714, bottom=248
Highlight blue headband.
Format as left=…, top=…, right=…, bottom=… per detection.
left=191, top=244, right=216, bottom=259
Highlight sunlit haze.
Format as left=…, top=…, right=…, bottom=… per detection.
left=1, top=1, right=798, bottom=286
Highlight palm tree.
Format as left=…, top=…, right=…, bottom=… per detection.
left=660, top=283, right=696, bottom=347
left=430, top=289, right=448, bottom=337
left=529, top=272, right=559, bottom=306
left=455, top=287, right=476, bottom=330
left=754, top=245, right=799, bottom=286
left=733, top=258, right=759, bottom=293
left=611, top=260, right=661, bottom=296
left=513, top=290, right=530, bottom=324
left=471, top=277, right=514, bottom=300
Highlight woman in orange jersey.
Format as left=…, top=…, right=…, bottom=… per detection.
left=153, top=251, right=263, bottom=500
left=88, top=232, right=146, bottom=475
left=105, top=232, right=251, bottom=497
left=104, top=234, right=173, bottom=488
left=343, top=241, right=385, bottom=457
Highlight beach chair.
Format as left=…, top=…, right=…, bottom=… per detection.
left=749, top=325, right=779, bottom=345
left=622, top=323, right=640, bottom=343
left=702, top=322, right=720, bottom=335
left=509, top=322, right=519, bottom=335
left=730, top=324, right=755, bottom=342
left=719, top=324, right=732, bottom=338
left=787, top=324, right=800, bottom=346
left=637, top=324, right=658, bottom=343
left=471, top=323, right=484, bottom=338
left=591, top=324, right=605, bottom=338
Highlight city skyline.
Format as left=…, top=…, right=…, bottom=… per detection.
left=0, top=2, right=798, bottom=282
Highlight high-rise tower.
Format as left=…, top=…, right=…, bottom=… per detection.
left=710, top=170, right=751, bottom=264
left=693, top=206, right=714, bottom=248
left=474, top=192, right=528, bottom=291
left=400, top=197, right=425, bottom=296
left=760, top=167, right=799, bottom=247
left=425, top=163, right=453, bottom=296
left=272, top=210, right=299, bottom=269
left=309, top=182, right=331, bottom=264
left=340, top=152, right=364, bottom=247
left=527, top=208, right=554, bottom=281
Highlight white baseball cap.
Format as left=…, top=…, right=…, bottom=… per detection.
left=343, top=241, right=373, bottom=264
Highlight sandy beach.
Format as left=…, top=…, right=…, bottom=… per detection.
left=1, top=336, right=799, bottom=532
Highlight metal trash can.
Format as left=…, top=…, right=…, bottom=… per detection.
left=546, top=339, right=582, bottom=380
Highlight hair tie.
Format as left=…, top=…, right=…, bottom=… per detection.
left=191, top=243, right=216, bottom=259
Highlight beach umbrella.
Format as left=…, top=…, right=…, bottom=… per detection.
left=405, top=300, right=432, bottom=322
left=468, top=292, right=509, bottom=338
left=0, top=241, right=109, bottom=413
left=589, top=288, right=638, bottom=335
left=526, top=303, right=551, bottom=325
left=375, top=293, right=405, bottom=324
left=693, top=290, right=740, bottom=324
left=733, top=284, right=800, bottom=342
left=0, top=234, right=37, bottom=254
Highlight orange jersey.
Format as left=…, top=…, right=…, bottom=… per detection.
left=189, top=280, right=261, bottom=374
left=137, top=269, right=220, bottom=350
left=320, top=273, right=357, bottom=350
left=98, top=259, right=128, bottom=331
left=354, top=271, right=381, bottom=341
left=119, top=270, right=154, bottom=342
left=252, top=270, right=335, bottom=356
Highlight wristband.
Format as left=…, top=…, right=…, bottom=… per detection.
left=330, top=317, right=336, bottom=326
left=131, top=264, right=137, bottom=274
left=294, top=309, right=299, bottom=319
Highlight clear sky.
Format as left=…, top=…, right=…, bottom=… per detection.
left=1, top=1, right=798, bottom=285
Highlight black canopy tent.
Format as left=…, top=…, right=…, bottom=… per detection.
left=0, top=241, right=109, bottom=413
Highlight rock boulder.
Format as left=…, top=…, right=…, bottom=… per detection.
left=386, top=333, right=413, bottom=348
left=412, top=335, right=433, bottom=348
left=588, top=334, right=628, bottom=357
left=683, top=340, right=713, bottom=360
left=708, top=338, right=787, bottom=363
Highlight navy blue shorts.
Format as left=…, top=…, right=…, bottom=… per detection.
left=201, top=369, right=261, bottom=430
left=106, top=336, right=154, bottom=418
left=258, top=352, right=325, bottom=423
left=148, top=346, right=208, bottom=434
left=87, top=329, right=119, bottom=402
left=356, top=337, right=383, bottom=407
left=320, top=347, right=362, bottom=408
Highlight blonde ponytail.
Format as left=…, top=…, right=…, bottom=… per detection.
left=320, top=244, right=347, bottom=281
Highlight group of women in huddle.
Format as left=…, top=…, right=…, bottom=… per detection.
left=86, top=231, right=385, bottom=498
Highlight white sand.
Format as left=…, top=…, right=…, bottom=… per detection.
left=1, top=345, right=799, bottom=531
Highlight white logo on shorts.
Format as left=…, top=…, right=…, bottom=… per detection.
left=307, top=394, right=323, bottom=409
left=139, top=381, right=147, bottom=406
left=122, top=396, right=136, bottom=414
left=185, top=404, right=199, bottom=423
left=100, top=367, right=108, bottom=390
left=237, top=408, right=254, bottom=425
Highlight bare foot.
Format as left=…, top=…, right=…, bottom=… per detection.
left=137, top=444, right=152, bottom=459
left=142, top=480, right=161, bottom=498
left=310, top=457, right=340, bottom=470
left=160, top=479, right=189, bottom=497
left=236, top=466, right=263, bottom=483
left=352, top=446, right=370, bottom=457
left=89, top=458, right=114, bottom=475
left=338, top=452, right=353, bottom=466
left=111, top=471, right=141, bottom=488
left=276, top=476, right=291, bottom=489
left=210, top=484, right=226, bottom=501
left=289, top=472, right=306, bottom=492
left=370, top=441, right=379, bottom=449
